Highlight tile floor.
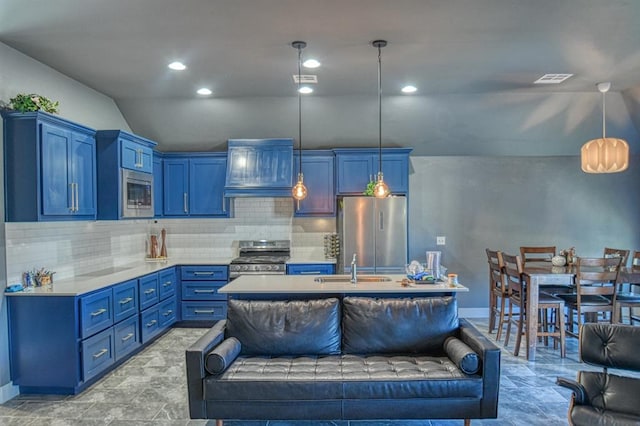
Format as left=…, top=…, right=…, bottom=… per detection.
left=0, top=318, right=615, bottom=426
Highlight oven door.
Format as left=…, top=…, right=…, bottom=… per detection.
left=121, top=169, right=154, bottom=218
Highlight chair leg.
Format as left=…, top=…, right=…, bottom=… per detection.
left=514, top=309, right=524, bottom=357
left=216, top=420, right=224, bottom=426
left=488, top=289, right=496, bottom=333
left=496, top=295, right=507, bottom=341
left=504, top=301, right=514, bottom=347
left=559, top=305, right=566, bottom=358
left=464, top=419, right=471, bottom=426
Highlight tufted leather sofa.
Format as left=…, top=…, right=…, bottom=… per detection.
left=186, top=296, right=500, bottom=425
left=556, top=323, right=640, bottom=425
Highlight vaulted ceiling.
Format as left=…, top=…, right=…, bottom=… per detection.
left=2, top=0, right=640, bottom=155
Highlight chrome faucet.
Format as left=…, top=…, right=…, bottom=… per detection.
left=350, top=253, right=358, bottom=283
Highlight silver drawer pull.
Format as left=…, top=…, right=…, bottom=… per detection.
left=193, top=289, right=215, bottom=294
left=163, top=310, right=173, bottom=316
left=144, top=288, right=156, bottom=295
left=146, top=319, right=157, bottom=327
left=194, top=309, right=215, bottom=314
left=121, top=333, right=134, bottom=342
left=300, top=271, right=322, bottom=275
left=119, top=297, right=133, bottom=305
left=163, top=281, right=172, bottom=287
left=91, top=308, right=107, bottom=317
left=193, top=271, right=215, bottom=276
left=93, top=348, right=108, bottom=359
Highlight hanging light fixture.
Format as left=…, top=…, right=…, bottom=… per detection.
left=581, top=82, right=629, bottom=173
left=372, top=40, right=390, bottom=198
left=291, top=41, right=308, bottom=201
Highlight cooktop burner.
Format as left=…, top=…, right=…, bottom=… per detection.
left=229, top=240, right=291, bottom=277
left=230, top=255, right=290, bottom=264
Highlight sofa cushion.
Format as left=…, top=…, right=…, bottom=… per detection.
left=205, top=337, right=241, bottom=375
left=342, top=296, right=459, bottom=354
left=203, top=354, right=482, bottom=401
left=225, top=298, right=341, bottom=356
left=444, top=336, right=480, bottom=375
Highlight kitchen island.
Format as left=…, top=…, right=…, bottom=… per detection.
left=219, top=274, right=468, bottom=299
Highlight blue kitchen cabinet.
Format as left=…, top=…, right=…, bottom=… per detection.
left=153, top=152, right=164, bottom=217
left=286, top=263, right=335, bottom=275
left=2, top=111, right=97, bottom=221
left=120, top=138, right=153, bottom=174
left=158, top=267, right=177, bottom=300
left=180, top=265, right=229, bottom=323
left=293, top=150, right=335, bottom=217
left=334, top=148, right=412, bottom=195
left=139, top=273, right=159, bottom=310
left=163, top=154, right=229, bottom=217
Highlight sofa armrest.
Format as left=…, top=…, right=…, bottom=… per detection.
left=458, top=318, right=501, bottom=418
left=556, top=377, right=587, bottom=405
left=185, top=320, right=227, bottom=419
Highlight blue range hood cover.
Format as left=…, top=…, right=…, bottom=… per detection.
left=224, top=138, right=294, bottom=197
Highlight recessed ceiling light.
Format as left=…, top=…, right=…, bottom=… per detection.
left=303, top=59, right=321, bottom=68
left=533, top=74, right=573, bottom=84
left=197, top=88, right=212, bottom=96
left=401, top=85, right=417, bottom=93
left=168, top=61, right=187, bottom=71
left=298, top=87, right=313, bottom=94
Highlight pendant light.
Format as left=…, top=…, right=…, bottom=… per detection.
left=581, top=82, right=629, bottom=173
left=372, top=40, right=390, bottom=198
left=291, top=41, right=308, bottom=200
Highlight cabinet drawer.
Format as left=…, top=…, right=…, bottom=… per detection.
left=139, top=273, right=159, bottom=310
left=181, top=281, right=227, bottom=301
left=158, top=296, right=177, bottom=328
left=181, top=301, right=227, bottom=321
left=158, top=268, right=177, bottom=300
left=140, top=306, right=160, bottom=343
left=80, top=288, right=114, bottom=339
left=82, top=327, right=114, bottom=381
left=287, top=263, right=335, bottom=275
left=121, top=139, right=153, bottom=174
left=114, top=315, right=140, bottom=361
left=181, top=265, right=228, bottom=281
left=112, top=279, right=138, bottom=323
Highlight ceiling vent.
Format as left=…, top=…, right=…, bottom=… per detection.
left=534, top=74, right=574, bottom=84
left=293, top=74, right=318, bottom=84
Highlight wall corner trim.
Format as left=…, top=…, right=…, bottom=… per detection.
left=0, top=381, right=19, bottom=403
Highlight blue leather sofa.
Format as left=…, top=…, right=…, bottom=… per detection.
left=186, top=296, right=500, bottom=425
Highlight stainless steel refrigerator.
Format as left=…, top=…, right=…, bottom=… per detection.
left=337, top=196, right=408, bottom=274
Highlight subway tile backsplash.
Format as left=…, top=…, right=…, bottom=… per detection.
left=5, top=198, right=335, bottom=284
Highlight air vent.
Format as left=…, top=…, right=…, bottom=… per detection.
left=293, top=74, right=318, bottom=84
left=534, top=74, right=574, bottom=84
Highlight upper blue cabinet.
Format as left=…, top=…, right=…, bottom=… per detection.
left=2, top=111, right=97, bottom=221
left=334, top=148, right=412, bottom=195
left=224, top=139, right=293, bottom=197
left=293, top=150, right=335, bottom=217
left=153, top=152, right=164, bottom=218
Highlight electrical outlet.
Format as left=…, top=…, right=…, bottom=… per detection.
left=436, top=236, right=446, bottom=245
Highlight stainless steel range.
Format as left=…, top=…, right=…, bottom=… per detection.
left=229, top=240, right=290, bottom=278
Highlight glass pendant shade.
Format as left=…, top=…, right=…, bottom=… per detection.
left=581, top=138, right=629, bottom=173
left=373, top=172, right=390, bottom=198
left=292, top=173, right=307, bottom=200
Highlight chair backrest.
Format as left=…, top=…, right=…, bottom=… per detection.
left=574, top=257, right=621, bottom=298
left=580, top=323, right=640, bottom=372
left=486, top=249, right=505, bottom=293
left=519, top=246, right=556, bottom=265
left=502, top=253, right=524, bottom=301
left=604, top=247, right=630, bottom=267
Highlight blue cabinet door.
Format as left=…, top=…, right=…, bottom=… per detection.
left=139, top=273, right=159, bottom=310
left=153, top=153, right=163, bottom=217
left=112, top=279, right=138, bottom=323
left=381, top=153, right=410, bottom=194
left=294, top=152, right=335, bottom=216
left=190, top=156, right=228, bottom=216
left=286, top=263, right=335, bottom=275
left=336, top=153, right=374, bottom=194
left=121, top=139, right=153, bottom=173
left=40, top=123, right=73, bottom=216
left=335, top=148, right=412, bottom=195
left=163, top=159, right=189, bottom=216
left=70, top=130, right=97, bottom=216
left=158, top=267, right=177, bottom=300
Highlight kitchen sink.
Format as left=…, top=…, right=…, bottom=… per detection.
left=314, top=275, right=391, bottom=283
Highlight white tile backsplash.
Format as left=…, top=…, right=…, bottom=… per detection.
left=5, top=198, right=336, bottom=284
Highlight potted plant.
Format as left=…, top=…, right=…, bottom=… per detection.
left=6, top=93, right=59, bottom=114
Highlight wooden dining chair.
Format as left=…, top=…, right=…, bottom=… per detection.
left=603, top=247, right=630, bottom=267
left=486, top=249, right=509, bottom=340
left=503, top=253, right=566, bottom=358
left=519, top=246, right=556, bottom=265
left=614, top=250, right=640, bottom=324
left=558, top=257, right=621, bottom=339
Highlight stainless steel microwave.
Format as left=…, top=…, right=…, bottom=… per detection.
left=122, top=169, right=154, bottom=218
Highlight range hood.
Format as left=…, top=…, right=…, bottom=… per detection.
left=224, top=138, right=294, bottom=197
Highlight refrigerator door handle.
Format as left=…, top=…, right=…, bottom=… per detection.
left=379, top=210, right=384, bottom=230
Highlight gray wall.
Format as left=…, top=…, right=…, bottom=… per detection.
left=408, top=155, right=640, bottom=310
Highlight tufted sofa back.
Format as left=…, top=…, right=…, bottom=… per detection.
left=580, top=323, right=640, bottom=371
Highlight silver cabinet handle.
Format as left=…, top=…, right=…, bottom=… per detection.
left=135, top=148, right=143, bottom=168
left=139, top=149, right=144, bottom=168
left=183, top=192, right=188, bottom=213
left=193, top=271, right=214, bottom=276
left=91, top=308, right=107, bottom=317
left=299, top=271, right=322, bottom=275
left=93, top=348, right=108, bottom=359
left=163, top=281, right=172, bottom=287
left=69, top=183, right=75, bottom=212
left=194, top=309, right=215, bottom=314
left=222, top=194, right=226, bottom=213
left=119, top=297, right=133, bottom=305
left=163, top=310, right=173, bottom=316
left=75, top=182, right=79, bottom=212
left=146, top=319, right=157, bottom=327
left=193, top=289, right=215, bottom=294
left=144, top=288, right=156, bottom=295
left=121, top=333, right=134, bottom=342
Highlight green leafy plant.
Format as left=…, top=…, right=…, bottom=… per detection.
left=8, top=93, right=59, bottom=114
left=363, top=180, right=376, bottom=196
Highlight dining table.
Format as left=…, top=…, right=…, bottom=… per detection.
left=522, top=263, right=640, bottom=361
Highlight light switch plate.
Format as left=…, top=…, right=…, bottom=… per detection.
left=436, top=236, right=446, bottom=245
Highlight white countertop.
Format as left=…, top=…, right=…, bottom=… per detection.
left=286, top=257, right=336, bottom=264
left=219, top=274, right=468, bottom=294
left=6, top=257, right=234, bottom=297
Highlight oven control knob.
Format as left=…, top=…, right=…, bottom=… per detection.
left=241, top=265, right=248, bottom=271
left=265, top=265, right=272, bottom=271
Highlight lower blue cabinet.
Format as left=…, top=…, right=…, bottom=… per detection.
left=113, top=279, right=138, bottom=323
left=114, top=315, right=141, bottom=361
left=140, top=306, right=161, bottom=343
left=139, top=273, right=159, bottom=310
left=158, top=296, right=177, bottom=327
left=80, top=288, right=113, bottom=339
left=286, top=263, right=335, bottom=275
left=181, top=301, right=227, bottom=321
left=82, top=328, right=115, bottom=382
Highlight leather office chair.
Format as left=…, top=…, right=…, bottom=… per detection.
left=486, top=249, right=509, bottom=340
left=557, top=323, right=640, bottom=426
